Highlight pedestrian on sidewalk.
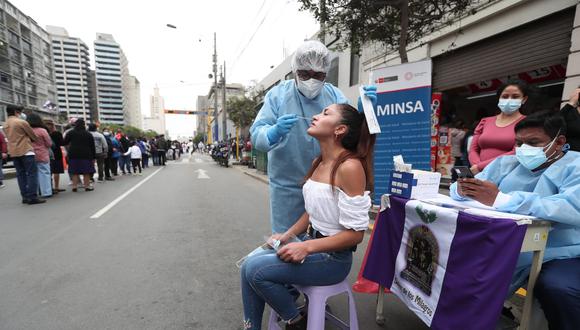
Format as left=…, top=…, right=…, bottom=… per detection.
left=0, top=129, right=7, bottom=188
left=117, top=129, right=132, bottom=175
left=124, top=140, right=142, bottom=175
left=45, top=120, right=66, bottom=194
left=250, top=40, right=376, bottom=234
left=63, top=119, right=96, bottom=192
left=27, top=113, right=53, bottom=198
left=138, top=137, right=149, bottom=169
left=105, top=129, right=121, bottom=176
left=150, top=138, right=159, bottom=165
left=157, top=135, right=167, bottom=165
left=101, top=128, right=115, bottom=181
left=88, top=124, right=108, bottom=182
left=3, top=106, right=44, bottom=204
left=241, top=103, right=375, bottom=329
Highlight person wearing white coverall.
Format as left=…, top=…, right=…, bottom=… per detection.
left=250, top=40, right=376, bottom=234
left=450, top=111, right=580, bottom=330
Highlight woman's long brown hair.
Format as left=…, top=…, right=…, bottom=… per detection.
left=304, top=103, right=376, bottom=190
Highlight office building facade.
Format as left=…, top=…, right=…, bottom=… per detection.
left=0, top=0, right=58, bottom=124
left=47, top=25, right=91, bottom=122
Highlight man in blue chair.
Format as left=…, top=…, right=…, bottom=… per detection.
left=449, top=110, right=580, bottom=329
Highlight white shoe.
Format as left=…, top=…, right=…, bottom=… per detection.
left=0, top=183, right=5, bottom=189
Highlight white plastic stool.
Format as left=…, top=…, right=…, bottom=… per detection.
left=268, top=279, right=359, bottom=330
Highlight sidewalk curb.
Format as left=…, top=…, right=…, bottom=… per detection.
left=243, top=171, right=269, bottom=185
left=1, top=168, right=16, bottom=180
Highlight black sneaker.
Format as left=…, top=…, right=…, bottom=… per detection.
left=105, top=177, right=115, bottom=181
left=26, top=199, right=46, bottom=205
left=285, top=313, right=307, bottom=330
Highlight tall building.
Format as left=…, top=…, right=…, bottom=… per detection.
left=0, top=0, right=59, bottom=125
left=124, top=75, right=142, bottom=128
left=143, top=85, right=165, bottom=135
left=47, top=25, right=91, bottom=122
left=94, top=33, right=125, bottom=124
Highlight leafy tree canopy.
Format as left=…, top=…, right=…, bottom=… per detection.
left=298, top=0, right=475, bottom=62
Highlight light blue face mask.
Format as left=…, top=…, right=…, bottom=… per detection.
left=515, top=132, right=560, bottom=170
left=498, top=98, right=522, bottom=114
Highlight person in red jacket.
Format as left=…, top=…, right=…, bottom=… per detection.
left=0, top=129, right=7, bottom=188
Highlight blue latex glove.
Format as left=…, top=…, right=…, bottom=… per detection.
left=266, top=114, right=299, bottom=144
left=357, top=85, right=378, bottom=113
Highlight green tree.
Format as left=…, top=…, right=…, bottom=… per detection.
left=227, top=95, right=260, bottom=129
left=192, top=132, right=205, bottom=144
left=298, top=0, right=475, bottom=63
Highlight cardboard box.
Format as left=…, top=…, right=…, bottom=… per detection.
left=388, top=170, right=441, bottom=200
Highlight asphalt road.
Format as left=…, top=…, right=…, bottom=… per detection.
left=0, top=154, right=428, bottom=330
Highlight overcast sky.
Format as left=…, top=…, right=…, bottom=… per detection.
left=12, top=0, right=319, bottom=138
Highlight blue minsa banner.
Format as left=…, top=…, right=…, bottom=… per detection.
left=372, top=60, right=433, bottom=205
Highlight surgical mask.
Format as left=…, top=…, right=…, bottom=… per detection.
left=498, top=99, right=522, bottom=114
left=515, top=133, right=559, bottom=170
left=19, top=113, right=27, bottom=120
left=103, top=131, right=110, bottom=136
left=296, top=78, right=324, bottom=99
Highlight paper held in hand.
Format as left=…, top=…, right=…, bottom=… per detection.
left=359, top=86, right=381, bottom=135
left=235, top=234, right=302, bottom=268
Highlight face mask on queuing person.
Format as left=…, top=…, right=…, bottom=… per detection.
left=249, top=40, right=377, bottom=234
left=468, top=80, right=528, bottom=176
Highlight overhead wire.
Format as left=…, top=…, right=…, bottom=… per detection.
left=229, top=0, right=289, bottom=74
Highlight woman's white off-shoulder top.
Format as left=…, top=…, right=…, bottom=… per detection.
left=303, top=179, right=371, bottom=236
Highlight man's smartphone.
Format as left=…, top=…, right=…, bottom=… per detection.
left=453, top=166, right=475, bottom=179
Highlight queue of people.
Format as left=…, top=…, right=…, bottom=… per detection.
left=0, top=104, right=174, bottom=205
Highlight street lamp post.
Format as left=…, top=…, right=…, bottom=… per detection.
left=212, top=32, right=219, bottom=143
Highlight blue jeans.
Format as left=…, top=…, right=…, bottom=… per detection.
left=119, top=155, right=131, bottom=173
left=240, top=239, right=352, bottom=330
left=13, top=155, right=38, bottom=200
left=37, top=161, right=52, bottom=197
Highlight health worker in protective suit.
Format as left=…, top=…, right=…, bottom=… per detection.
left=251, top=40, right=376, bottom=234
left=450, top=111, right=580, bottom=330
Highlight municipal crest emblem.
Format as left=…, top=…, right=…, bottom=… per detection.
left=401, top=225, right=439, bottom=296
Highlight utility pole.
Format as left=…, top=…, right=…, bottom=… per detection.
left=221, top=61, right=227, bottom=142
left=212, top=32, right=219, bottom=142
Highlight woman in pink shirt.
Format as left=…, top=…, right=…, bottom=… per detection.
left=27, top=113, right=53, bottom=198
left=469, top=80, right=528, bottom=174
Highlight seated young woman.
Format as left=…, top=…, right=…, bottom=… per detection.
left=240, top=103, right=376, bottom=330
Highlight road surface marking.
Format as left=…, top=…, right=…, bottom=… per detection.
left=90, top=167, right=164, bottom=219
left=194, top=169, right=210, bottom=179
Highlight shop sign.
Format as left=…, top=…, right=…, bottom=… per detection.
left=372, top=59, right=433, bottom=204
left=468, top=64, right=567, bottom=93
